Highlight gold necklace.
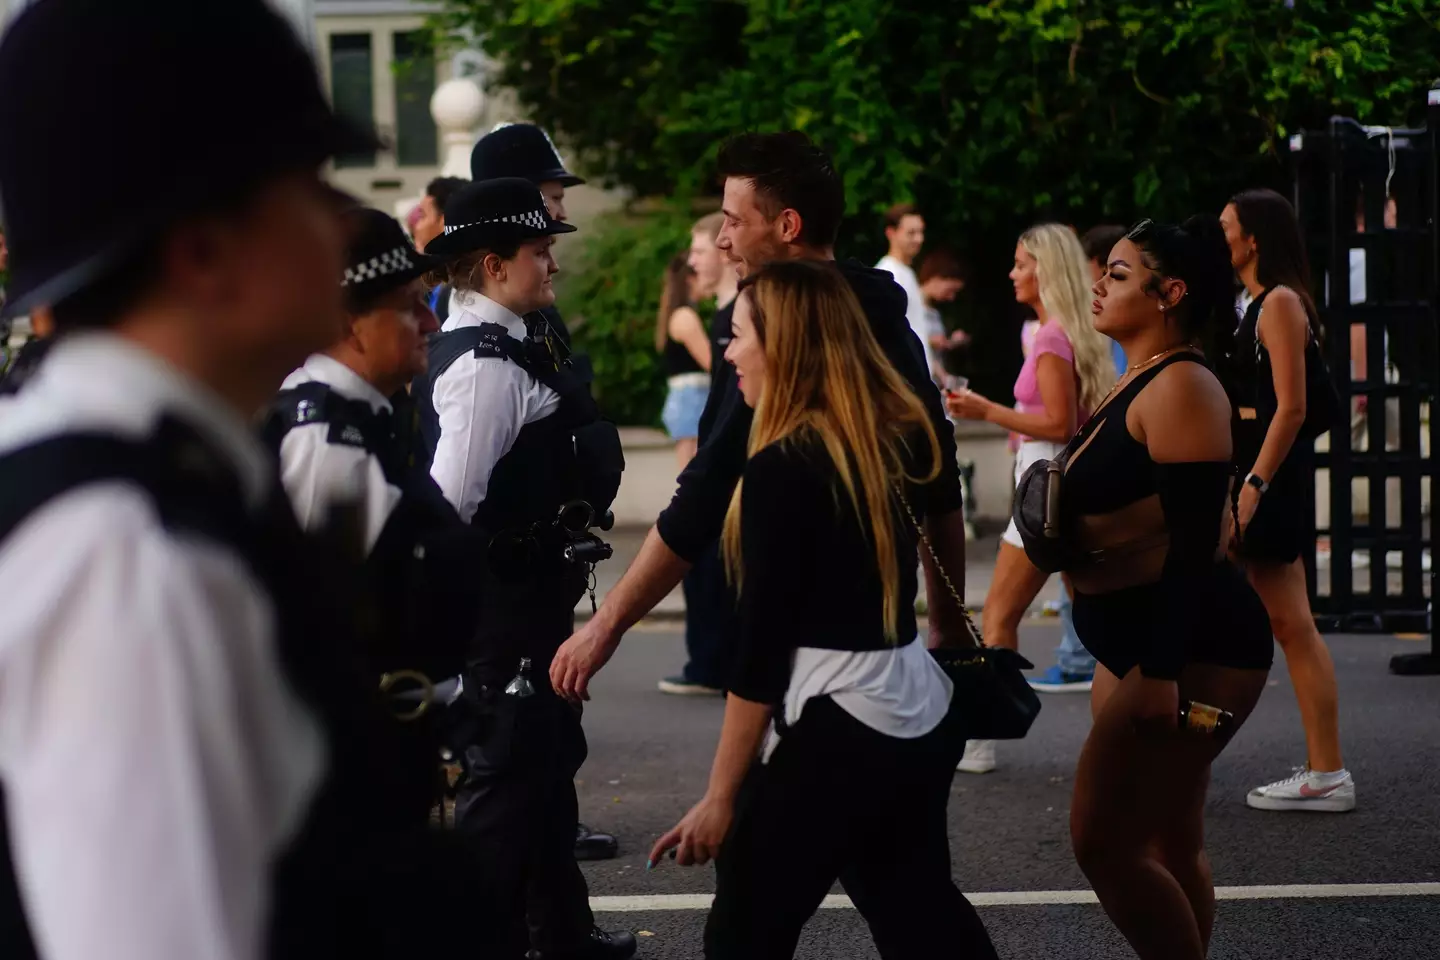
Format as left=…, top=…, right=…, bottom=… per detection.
left=1096, top=344, right=1196, bottom=408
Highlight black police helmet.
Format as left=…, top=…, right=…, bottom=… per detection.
left=0, top=0, right=381, bottom=319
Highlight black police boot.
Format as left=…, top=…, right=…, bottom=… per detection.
left=530, top=927, right=637, bottom=960
left=574, top=822, right=618, bottom=861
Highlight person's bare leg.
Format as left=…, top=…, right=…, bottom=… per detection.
left=1248, top=558, right=1344, bottom=771
left=1089, top=662, right=1121, bottom=722
left=980, top=542, right=1048, bottom=652
left=674, top=437, right=697, bottom=474
left=1071, top=690, right=1206, bottom=960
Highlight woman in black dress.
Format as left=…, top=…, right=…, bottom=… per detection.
left=1065, top=217, right=1273, bottom=960
left=648, top=259, right=996, bottom=960
left=1219, top=189, right=1355, bottom=813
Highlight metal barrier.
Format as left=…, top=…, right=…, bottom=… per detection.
left=1289, top=86, right=1440, bottom=673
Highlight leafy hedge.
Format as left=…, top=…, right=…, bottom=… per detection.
left=556, top=207, right=698, bottom=426
left=437, top=0, right=1440, bottom=410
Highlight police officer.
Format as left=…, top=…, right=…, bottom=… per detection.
left=0, top=2, right=482, bottom=958
left=262, top=206, right=486, bottom=821
left=413, top=177, right=632, bottom=960
left=470, top=121, right=620, bottom=864
left=470, top=122, right=582, bottom=349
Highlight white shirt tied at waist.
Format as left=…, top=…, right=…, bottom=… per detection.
left=429, top=289, right=561, bottom=524
left=0, top=332, right=324, bottom=960
left=278, top=353, right=401, bottom=555
left=763, top=638, right=953, bottom=762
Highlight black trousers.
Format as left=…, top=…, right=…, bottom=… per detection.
left=705, top=696, right=997, bottom=960
left=451, top=569, right=594, bottom=955
left=680, top=541, right=738, bottom=688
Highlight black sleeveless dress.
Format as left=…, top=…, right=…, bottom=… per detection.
left=1222, top=288, right=1316, bottom=564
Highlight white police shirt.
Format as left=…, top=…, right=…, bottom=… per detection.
left=429, top=290, right=561, bottom=523
left=277, top=353, right=401, bottom=554
left=0, top=333, right=324, bottom=960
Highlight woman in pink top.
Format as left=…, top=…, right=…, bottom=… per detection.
left=947, top=223, right=1117, bottom=772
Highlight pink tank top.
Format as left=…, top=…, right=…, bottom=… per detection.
left=1013, top=321, right=1081, bottom=441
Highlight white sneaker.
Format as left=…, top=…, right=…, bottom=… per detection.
left=1246, top=767, right=1357, bottom=812
left=957, top=739, right=997, bottom=774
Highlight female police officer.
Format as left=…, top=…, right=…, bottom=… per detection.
left=414, top=177, right=631, bottom=960
left=0, top=2, right=483, bottom=958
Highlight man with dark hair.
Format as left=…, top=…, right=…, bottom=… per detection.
left=552, top=131, right=971, bottom=715
left=413, top=176, right=469, bottom=323
left=876, top=203, right=933, bottom=380
left=0, top=2, right=484, bottom=957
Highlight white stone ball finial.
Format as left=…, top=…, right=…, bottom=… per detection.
left=432, top=78, right=485, bottom=178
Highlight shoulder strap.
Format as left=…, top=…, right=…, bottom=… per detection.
left=264, top=381, right=387, bottom=452
left=427, top=323, right=528, bottom=384
left=0, top=420, right=250, bottom=549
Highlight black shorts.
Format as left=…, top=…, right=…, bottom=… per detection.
left=1236, top=430, right=1314, bottom=565
left=1072, top=562, right=1274, bottom=679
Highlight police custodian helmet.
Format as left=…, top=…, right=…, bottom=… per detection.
left=0, top=0, right=379, bottom=320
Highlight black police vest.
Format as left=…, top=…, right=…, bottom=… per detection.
left=413, top=321, right=623, bottom=537
left=261, top=380, right=479, bottom=682
left=0, top=420, right=481, bottom=959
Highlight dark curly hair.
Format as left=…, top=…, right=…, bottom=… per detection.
left=1124, top=215, right=1236, bottom=339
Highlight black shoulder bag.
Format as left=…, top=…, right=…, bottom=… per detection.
left=896, top=489, right=1041, bottom=741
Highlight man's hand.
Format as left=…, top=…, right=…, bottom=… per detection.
left=550, top=618, right=621, bottom=702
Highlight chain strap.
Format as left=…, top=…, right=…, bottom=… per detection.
left=893, top=483, right=984, bottom=648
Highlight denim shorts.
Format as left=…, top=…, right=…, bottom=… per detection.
left=662, top=378, right=710, bottom=440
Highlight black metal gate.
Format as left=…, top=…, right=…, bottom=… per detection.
left=1288, top=86, right=1440, bottom=673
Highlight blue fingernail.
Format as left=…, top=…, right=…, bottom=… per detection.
left=646, top=859, right=654, bottom=870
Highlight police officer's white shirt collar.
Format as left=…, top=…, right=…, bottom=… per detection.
left=282, top=353, right=393, bottom=414
left=446, top=289, right=528, bottom=340
left=0, top=331, right=273, bottom=509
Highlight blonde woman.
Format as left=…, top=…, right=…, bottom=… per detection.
left=649, top=260, right=997, bottom=960
left=947, top=222, right=1116, bottom=773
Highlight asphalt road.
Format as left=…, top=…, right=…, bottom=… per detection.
left=568, top=623, right=1440, bottom=959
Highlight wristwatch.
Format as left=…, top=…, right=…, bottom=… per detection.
left=1244, top=473, right=1269, bottom=495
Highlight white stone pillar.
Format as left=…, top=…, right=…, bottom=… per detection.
left=395, top=77, right=484, bottom=223
left=432, top=78, right=485, bottom=178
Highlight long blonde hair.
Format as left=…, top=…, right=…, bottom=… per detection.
left=720, top=260, right=941, bottom=640
left=1020, top=223, right=1116, bottom=413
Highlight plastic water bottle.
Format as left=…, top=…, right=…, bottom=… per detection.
left=504, top=657, right=536, bottom=698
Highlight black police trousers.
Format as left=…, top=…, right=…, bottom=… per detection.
left=451, top=569, right=594, bottom=957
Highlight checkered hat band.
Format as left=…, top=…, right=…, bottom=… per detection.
left=443, top=207, right=550, bottom=235
left=342, top=245, right=416, bottom=287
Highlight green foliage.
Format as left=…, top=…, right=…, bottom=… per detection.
left=556, top=208, right=697, bottom=426
left=436, top=0, right=1440, bottom=405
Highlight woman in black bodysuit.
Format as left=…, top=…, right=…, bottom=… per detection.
left=1063, top=218, right=1273, bottom=960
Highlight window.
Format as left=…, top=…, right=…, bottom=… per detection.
left=328, top=33, right=375, bottom=169
left=393, top=30, right=438, bottom=167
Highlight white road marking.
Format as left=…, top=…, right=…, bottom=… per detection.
left=590, top=883, right=1440, bottom=913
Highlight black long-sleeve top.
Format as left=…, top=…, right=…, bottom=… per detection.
left=729, top=432, right=933, bottom=705
left=655, top=259, right=964, bottom=564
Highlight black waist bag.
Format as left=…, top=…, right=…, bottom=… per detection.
left=1013, top=453, right=1076, bottom=574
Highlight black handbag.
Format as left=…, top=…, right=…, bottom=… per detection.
left=896, top=490, right=1041, bottom=741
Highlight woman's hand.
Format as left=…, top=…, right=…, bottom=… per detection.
left=1237, top=482, right=1261, bottom=536
left=945, top=389, right=992, bottom=422
left=649, top=793, right=735, bottom=868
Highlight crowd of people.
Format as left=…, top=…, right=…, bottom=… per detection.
left=0, top=1, right=1357, bottom=959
